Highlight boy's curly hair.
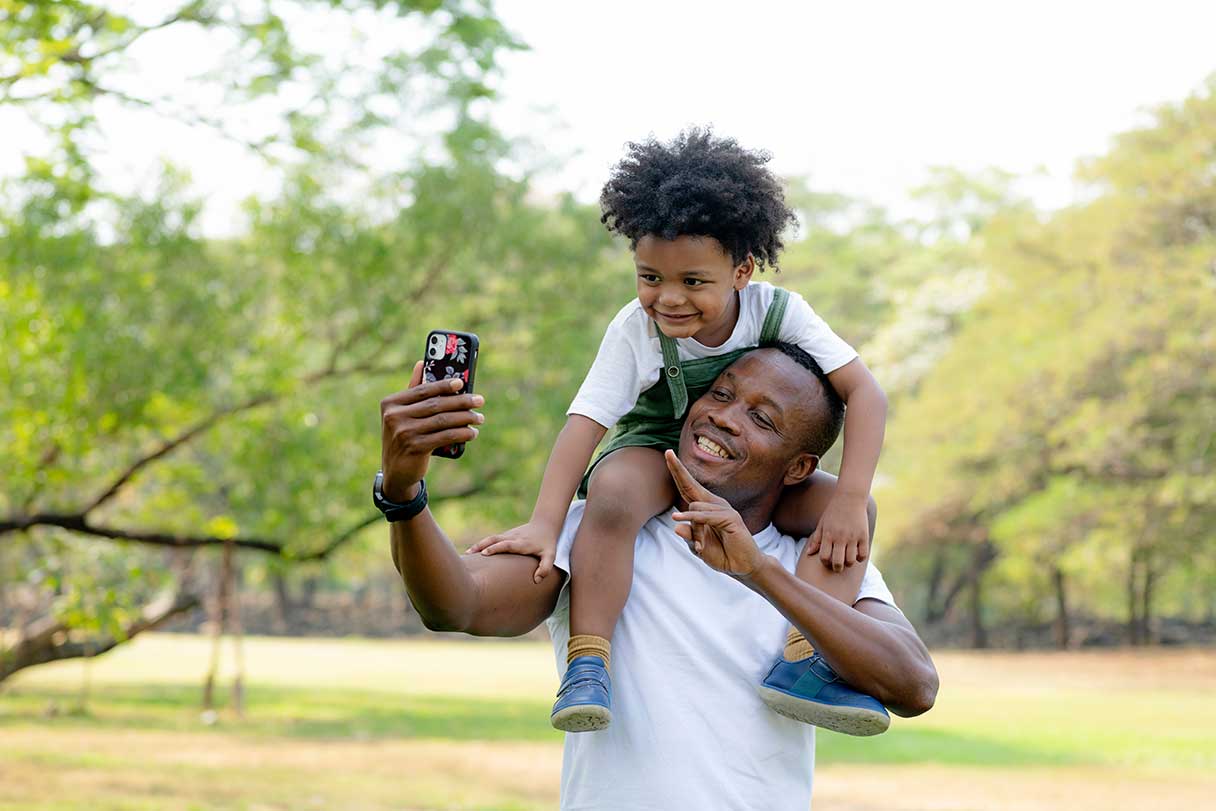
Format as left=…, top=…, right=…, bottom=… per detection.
left=599, top=127, right=797, bottom=271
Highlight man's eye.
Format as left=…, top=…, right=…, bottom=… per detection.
left=752, top=411, right=774, bottom=430
left=711, top=388, right=730, bottom=401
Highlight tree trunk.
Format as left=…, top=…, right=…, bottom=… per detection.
left=1141, top=554, right=1156, bottom=645
left=228, top=552, right=245, bottom=718
left=1127, top=548, right=1144, bottom=645
left=969, top=543, right=989, bottom=649
left=1052, top=567, right=1071, bottom=649
left=202, top=543, right=233, bottom=712
left=272, top=572, right=292, bottom=634
left=925, top=548, right=947, bottom=625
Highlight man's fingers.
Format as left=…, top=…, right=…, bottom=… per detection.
left=401, top=409, right=484, bottom=436
left=408, top=360, right=423, bottom=388
left=831, top=539, right=846, bottom=573
left=671, top=510, right=729, bottom=527
left=380, top=375, right=468, bottom=410
left=408, top=426, right=480, bottom=454
left=663, top=449, right=714, bottom=503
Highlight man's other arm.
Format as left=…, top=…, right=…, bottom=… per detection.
left=382, top=363, right=563, bottom=637
left=390, top=511, right=563, bottom=636
left=746, top=558, right=938, bottom=717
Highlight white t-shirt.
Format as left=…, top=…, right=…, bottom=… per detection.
left=545, top=501, right=899, bottom=811
left=568, top=282, right=858, bottom=429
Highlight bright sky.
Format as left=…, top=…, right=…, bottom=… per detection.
left=2, top=0, right=1213, bottom=235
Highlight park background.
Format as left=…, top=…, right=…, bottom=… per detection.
left=1, top=1, right=1213, bottom=809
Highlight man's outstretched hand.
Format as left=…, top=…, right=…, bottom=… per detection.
left=379, top=360, right=485, bottom=502
left=664, top=450, right=765, bottom=579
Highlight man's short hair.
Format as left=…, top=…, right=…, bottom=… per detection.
left=763, top=342, right=845, bottom=457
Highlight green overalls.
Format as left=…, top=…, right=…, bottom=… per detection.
left=578, top=288, right=790, bottom=497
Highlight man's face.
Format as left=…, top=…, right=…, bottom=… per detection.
left=676, top=350, right=820, bottom=507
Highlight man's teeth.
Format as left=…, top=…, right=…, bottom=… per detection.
left=696, top=436, right=730, bottom=459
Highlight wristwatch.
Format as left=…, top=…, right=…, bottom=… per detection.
left=373, top=471, right=428, bottom=522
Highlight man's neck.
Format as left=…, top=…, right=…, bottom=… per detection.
left=673, top=492, right=776, bottom=535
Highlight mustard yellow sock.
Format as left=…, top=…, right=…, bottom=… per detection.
left=784, top=628, right=815, bottom=662
left=567, top=634, right=611, bottom=670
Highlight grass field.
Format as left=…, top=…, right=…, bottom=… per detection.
left=1, top=634, right=1213, bottom=810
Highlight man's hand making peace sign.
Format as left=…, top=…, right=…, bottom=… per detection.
left=665, top=449, right=768, bottom=579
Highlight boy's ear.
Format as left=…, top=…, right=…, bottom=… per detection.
left=783, top=452, right=819, bottom=487
left=733, top=254, right=756, bottom=290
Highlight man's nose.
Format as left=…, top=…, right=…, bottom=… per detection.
left=707, top=403, right=742, bottom=435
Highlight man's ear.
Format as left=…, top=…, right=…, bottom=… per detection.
left=733, top=254, right=756, bottom=290
left=783, top=452, right=819, bottom=487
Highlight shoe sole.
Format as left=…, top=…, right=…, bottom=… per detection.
left=550, top=704, right=612, bottom=733
left=757, top=686, right=891, bottom=737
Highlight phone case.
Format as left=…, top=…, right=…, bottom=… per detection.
left=423, top=329, right=480, bottom=459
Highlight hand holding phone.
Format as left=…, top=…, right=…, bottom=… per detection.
left=423, top=329, right=480, bottom=458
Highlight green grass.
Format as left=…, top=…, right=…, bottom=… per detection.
left=1, top=634, right=1213, bottom=810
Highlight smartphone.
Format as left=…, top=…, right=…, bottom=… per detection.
left=423, top=329, right=480, bottom=458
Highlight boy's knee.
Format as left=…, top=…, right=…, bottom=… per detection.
left=585, top=463, right=651, bottom=527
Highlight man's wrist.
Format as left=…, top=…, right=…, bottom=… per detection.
left=737, top=553, right=782, bottom=591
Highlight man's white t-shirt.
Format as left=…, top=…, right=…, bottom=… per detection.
left=568, top=282, right=858, bottom=429
left=545, top=501, right=899, bottom=811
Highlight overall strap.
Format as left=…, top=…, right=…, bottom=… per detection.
left=759, top=287, right=790, bottom=345
left=657, top=330, right=689, bottom=419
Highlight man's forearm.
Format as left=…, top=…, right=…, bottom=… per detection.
left=745, top=556, right=937, bottom=716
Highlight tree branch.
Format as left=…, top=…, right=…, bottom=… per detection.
left=0, top=589, right=201, bottom=683
left=1, top=468, right=506, bottom=559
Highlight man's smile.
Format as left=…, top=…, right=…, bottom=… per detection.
left=693, top=431, right=736, bottom=461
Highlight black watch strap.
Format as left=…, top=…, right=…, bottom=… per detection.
left=373, top=471, right=428, bottom=522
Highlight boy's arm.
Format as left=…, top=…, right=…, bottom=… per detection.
left=467, top=415, right=606, bottom=580
left=815, top=357, right=888, bottom=570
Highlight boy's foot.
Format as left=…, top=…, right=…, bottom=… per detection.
left=551, top=655, right=612, bottom=732
left=757, top=652, right=890, bottom=736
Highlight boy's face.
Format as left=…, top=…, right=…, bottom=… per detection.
left=634, top=235, right=754, bottom=345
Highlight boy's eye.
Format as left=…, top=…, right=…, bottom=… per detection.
left=683, top=278, right=706, bottom=287
left=638, top=273, right=661, bottom=284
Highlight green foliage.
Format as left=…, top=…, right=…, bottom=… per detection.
left=880, top=77, right=1216, bottom=637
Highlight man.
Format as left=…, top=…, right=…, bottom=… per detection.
left=378, top=343, right=938, bottom=810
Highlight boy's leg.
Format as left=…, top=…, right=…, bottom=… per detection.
left=763, top=486, right=890, bottom=736
left=552, top=447, right=675, bottom=732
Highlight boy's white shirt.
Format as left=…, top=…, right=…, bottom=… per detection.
left=568, top=281, right=858, bottom=429
left=546, top=501, right=900, bottom=811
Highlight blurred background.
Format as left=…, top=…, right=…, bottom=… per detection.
left=1, top=1, right=1213, bottom=809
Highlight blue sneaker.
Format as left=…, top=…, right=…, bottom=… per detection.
left=550, top=655, right=612, bottom=732
left=758, top=652, right=890, bottom=736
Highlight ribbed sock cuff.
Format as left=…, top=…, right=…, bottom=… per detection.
left=567, top=634, right=611, bottom=670
left=784, top=627, right=815, bottom=662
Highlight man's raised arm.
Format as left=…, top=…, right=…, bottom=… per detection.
left=665, top=451, right=938, bottom=718
left=381, top=363, right=563, bottom=637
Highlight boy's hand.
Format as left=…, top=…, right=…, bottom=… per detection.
left=468, top=522, right=558, bottom=583
left=807, top=493, right=870, bottom=572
